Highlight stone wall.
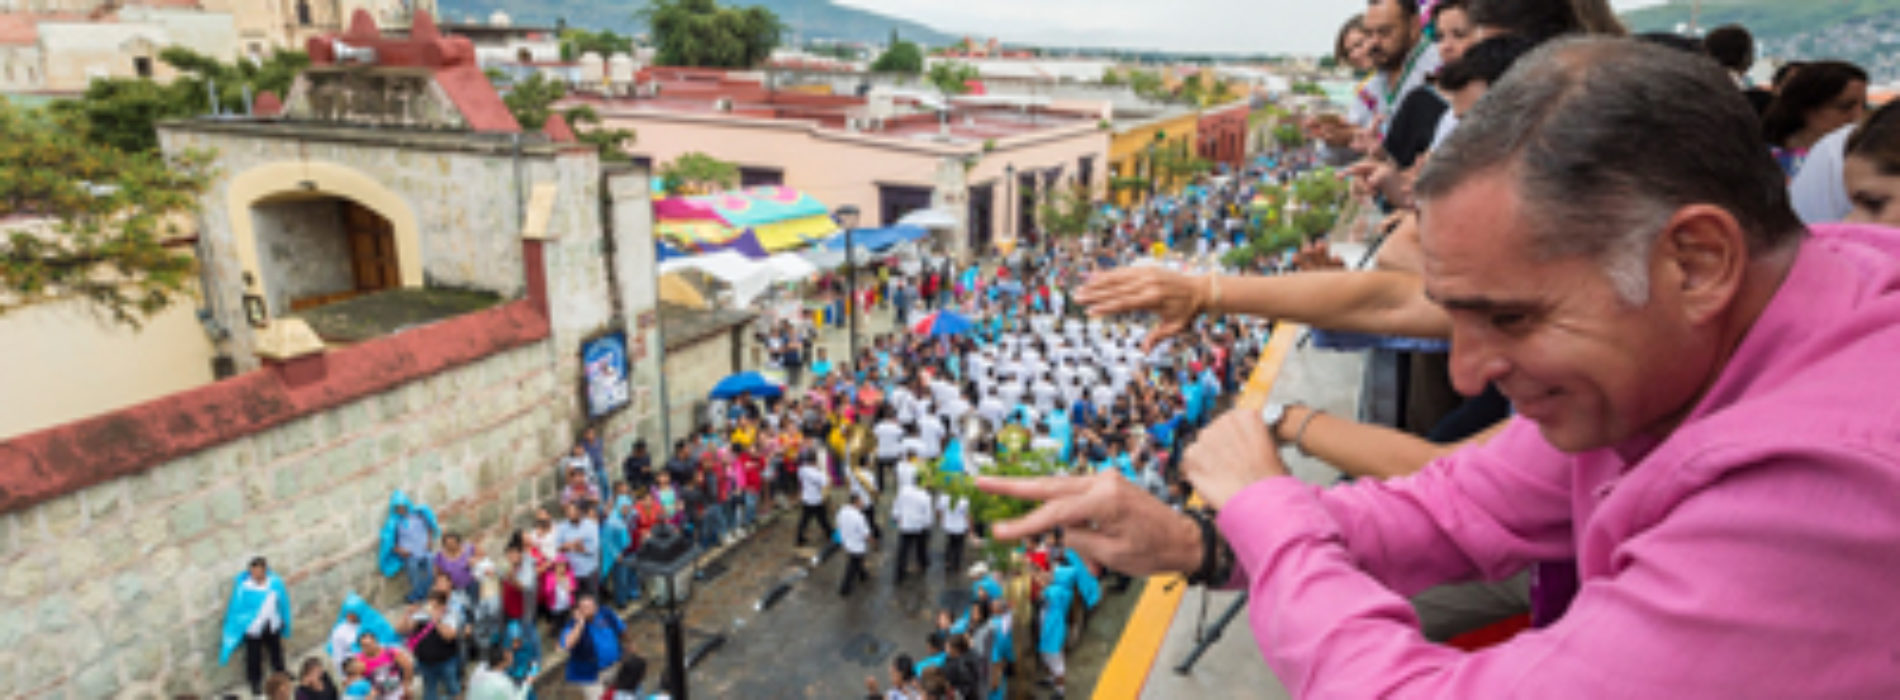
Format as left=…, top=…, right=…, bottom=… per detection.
left=252, top=198, right=353, bottom=314
left=0, top=341, right=569, bottom=697
left=662, top=329, right=742, bottom=443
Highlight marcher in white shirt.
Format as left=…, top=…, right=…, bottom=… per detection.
left=795, top=458, right=832, bottom=546
left=936, top=493, right=971, bottom=574
left=836, top=493, right=874, bottom=597
left=872, top=411, right=907, bottom=490
left=891, top=471, right=935, bottom=582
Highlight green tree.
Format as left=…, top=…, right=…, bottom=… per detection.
left=501, top=73, right=569, bottom=131
left=872, top=39, right=924, bottom=73
left=1127, top=69, right=1168, bottom=102
left=926, top=61, right=978, bottom=97
left=499, top=74, right=637, bottom=160
left=52, top=47, right=308, bottom=154
left=559, top=28, right=635, bottom=62
left=1100, top=67, right=1125, bottom=86
left=0, top=101, right=214, bottom=326
left=658, top=152, right=739, bottom=195
left=642, top=0, right=784, bottom=68
left=1036, top=184, right=1095, bottom=246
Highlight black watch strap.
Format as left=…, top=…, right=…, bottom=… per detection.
left=1184, top=508, right=1234, bottom=586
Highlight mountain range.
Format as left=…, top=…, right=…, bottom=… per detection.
left=437, top=0, right=956, bottom=46
left=1622, top=0, right=1900, bottom=83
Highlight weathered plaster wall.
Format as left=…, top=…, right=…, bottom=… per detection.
left=252, top=198, right=354, bottom=314
left=662, top=331, right=740, bottom=444
left=0, top=341, right=566, bottom=697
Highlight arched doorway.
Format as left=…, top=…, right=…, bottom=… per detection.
left=224, top=160, right=422, bottom=324
left=249, top=194, right=400, bottom=314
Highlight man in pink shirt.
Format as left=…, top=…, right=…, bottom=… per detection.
left=982, top=38, right=1900, bottom=697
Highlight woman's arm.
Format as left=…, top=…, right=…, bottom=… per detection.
left=1275, top=405, right=1508, bottom=480
left=1209, top=270, right=1449, bottom=339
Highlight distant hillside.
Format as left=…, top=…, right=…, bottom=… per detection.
left=437, top=0, right=956, bottom=46
left=1623, top=0, right=1900, bottom=82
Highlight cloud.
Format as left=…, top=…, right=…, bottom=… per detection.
left=835, top=0, right=1679, bottom=55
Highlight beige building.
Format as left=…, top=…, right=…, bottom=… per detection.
left=0, top=1, right=434, bottom=92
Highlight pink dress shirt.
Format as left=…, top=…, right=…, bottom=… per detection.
left=1218, top=223, right=1900, bottom=697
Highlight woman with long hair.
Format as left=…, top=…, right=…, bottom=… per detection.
left=1764, top=61, right=1869, bottom=176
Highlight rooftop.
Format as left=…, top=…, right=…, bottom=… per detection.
left=565, top=70, right=1099, bottom=146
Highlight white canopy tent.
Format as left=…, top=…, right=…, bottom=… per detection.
left=659, top=250, right=823, bottom=308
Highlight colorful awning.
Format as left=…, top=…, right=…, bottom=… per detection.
left=654, top=186, right=838, bottom=255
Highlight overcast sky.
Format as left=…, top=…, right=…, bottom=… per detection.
left=835, top=0, right=1673, bottom=55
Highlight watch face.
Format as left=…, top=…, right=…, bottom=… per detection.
left=1260, top=402, right=1287, bottom=430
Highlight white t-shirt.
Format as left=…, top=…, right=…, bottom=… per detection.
left=874, top=421, right=907, bottom=459
left=936, top=494, right=970, bottom=534
left=243, top=580, right=280, bottom=636
left=893, top=486, right=935, bottom=533
left=798, top=464, right=828, bottom=505
left=1790, top=123, right=1855, bottom=225
left=837, top=505, right=871, bottom=554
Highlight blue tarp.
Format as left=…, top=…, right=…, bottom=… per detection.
left=710, top=371, right=785, bottom=400
left=822, top=225, right=928, bottom=252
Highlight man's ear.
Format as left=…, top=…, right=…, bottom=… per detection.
left=1659, top=205, right=1749, bottom=324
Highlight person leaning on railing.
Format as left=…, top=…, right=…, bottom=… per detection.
left=979, top=37, right=1900, bottom=697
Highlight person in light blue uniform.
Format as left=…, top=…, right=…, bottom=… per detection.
left=379, top=490, right=439, bottom=604
left=1044, top=408, right=1073, bottom=464
left=603, top=495, right=638, bottom=608
left=914, top=630, right=949, bottom=675
left=1040, top=567, right=1074, bottom=695
left=220, top=557, right=293, bottom=695
left=1061, top=547, right=1102, bottom=611
left=327, top=592, right=398, bottom=678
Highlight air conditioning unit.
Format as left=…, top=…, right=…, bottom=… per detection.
left=714, top=97, right=733, bottom=112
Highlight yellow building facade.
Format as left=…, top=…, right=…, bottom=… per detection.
left=1109, top=110, right=1201, bottom=209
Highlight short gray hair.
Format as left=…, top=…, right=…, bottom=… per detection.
left=1416, top=37, right=1804, bottom=304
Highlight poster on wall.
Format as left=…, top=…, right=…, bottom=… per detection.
left=582, top=330, right=631, bottom=419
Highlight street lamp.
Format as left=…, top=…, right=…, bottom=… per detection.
left=1004, top=164, right=1016, bottom=254
left=635, top=524, right=700, bottom=700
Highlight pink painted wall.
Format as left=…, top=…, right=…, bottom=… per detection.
left=589, top=108, right=1108, bottom=249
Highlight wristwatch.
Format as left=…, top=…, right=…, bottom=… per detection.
left=1260, top=402, right=1292, bottom=442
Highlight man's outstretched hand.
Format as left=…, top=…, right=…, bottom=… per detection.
left=977, top=471, right=1203, bottom=577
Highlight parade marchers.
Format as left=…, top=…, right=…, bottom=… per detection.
left=217, top=144, right=1302, bottom=699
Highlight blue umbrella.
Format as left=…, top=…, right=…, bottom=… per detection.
left=912, top=310, right=975, bottom=337
left=709, top=371, right=784, bottom=400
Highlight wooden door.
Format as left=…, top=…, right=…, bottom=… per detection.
left=343, top=202, right=398, bottom=293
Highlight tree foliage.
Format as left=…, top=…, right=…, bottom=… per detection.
left=502, top=73, right=570, bottom=131
left=559, top=28, right=635, bottom=62
left=920, top=447, right=1066, bottom=570
left=1099, top=68, right=1125, bottom=86
left=641, top=0, right=784, bottom=68
left=926, top=61, right=978, bottom=96
left=1, top=101, right=213, bottom=326
left=1226, top=167, right=1352, bottom=268
left=500, top=74, right=637, bottom=160
left=872, top=38, right=924, bottom=73
left=52, top=47, right=309, bottom=154
left=657, top=152, right=739, bottom=195
left=1036, top=184, right=1094, bottom=241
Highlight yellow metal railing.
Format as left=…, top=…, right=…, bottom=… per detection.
left=1092, top=321, right=1301, bottom=699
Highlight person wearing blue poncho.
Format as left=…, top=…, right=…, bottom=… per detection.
left=220, top=557, right=292, bottom=695
left=1044, top=409, right=1073, bottom=463
left=1039, top=567, right=1074, bottom=695
left=1060, top=547, right=1102, bottom=610
left=327, top=592, right=398, bottom=678
left=603, top=495, right=637, bottom=608
left=972, top=572, right=1005, bottom=604
left=379, top=490, right=439, bottom=604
